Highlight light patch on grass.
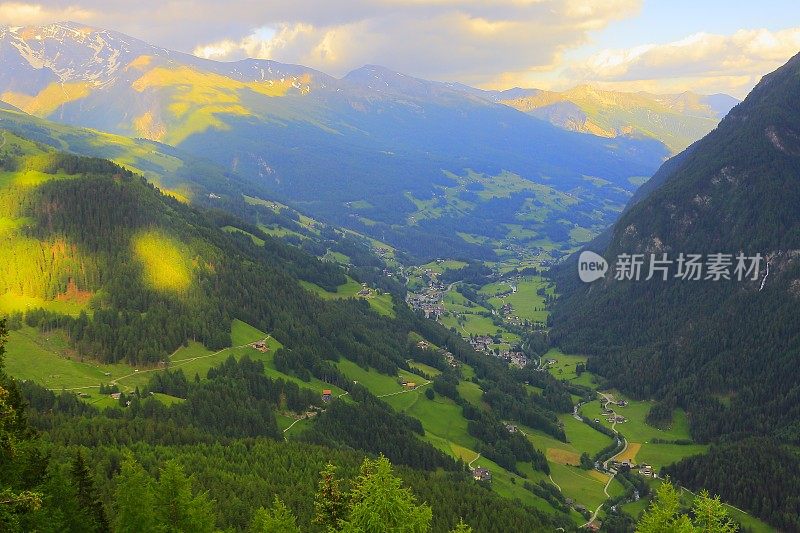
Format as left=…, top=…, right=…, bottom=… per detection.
left=126, top=55, right=153, bottom=70
left=0, top=292, right=86, bottom=316
left=547, top=448, right=581, bottom=465
left=132, top=230, right=193, bottom=293
left=616, top=442, right=641, bottom=464
left=133, top=111, right=167, bottom=142
left=2, top=82, right=92, bottom=117
left=131, top=66, right=311, bottom=144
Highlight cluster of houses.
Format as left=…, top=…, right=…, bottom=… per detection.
left=468, top=335, right=494, bottom=352
left=466, top=336, right=529, bottom=368
left=503, top=351, right=529, bottom=369
left=599, top=398, right=628, bottom=423
left=406, top=286, right=446, bottom=319
left=608, top=460, right=657, bottom=478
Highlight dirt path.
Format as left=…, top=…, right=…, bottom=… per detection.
left=468, top=453, right=481, bottom=468
left=548, top=474, right=562, bottom=492
left=55, top=337, right=271, bottom=391
left=283, top=417, right=304, bottom=434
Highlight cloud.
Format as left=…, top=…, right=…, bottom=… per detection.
left=563, top=27, right=800, bottom=97
left=188, top=0, right=640, bottom=79
left=0, top=2, right=94, bottom=25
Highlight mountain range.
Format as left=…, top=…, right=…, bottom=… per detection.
left=0, top=22, right=735, bottom=262
left=450, top=84, right=738, bottom=154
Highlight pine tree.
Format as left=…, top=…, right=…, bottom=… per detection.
left=313, top=463, right=347, bottom=530
left=70, top=450, right=109, bottom=532
left=249, top=496, right=300, bottom=533
left=339, top=455, right=432, bottom=533
left=154, top=460, right=216, bottom=533
left=450, top=518, right=473, bottom=532
left=113, top=452, right=157, bottom=533
left=691, top=490, right=738, bottom=533
left=638, top=479, right=739, bottom=533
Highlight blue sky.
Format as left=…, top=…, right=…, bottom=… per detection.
left=2, top=0, right=799, bottom=96
left=595, top=1, right=797, bottom=49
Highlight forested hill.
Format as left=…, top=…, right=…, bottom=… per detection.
left=0, top=131, right=582, bottom=530
left=549, top=51, right=800, bottom=528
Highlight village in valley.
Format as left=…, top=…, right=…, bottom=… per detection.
left=389, top=250, right=761, bottom=531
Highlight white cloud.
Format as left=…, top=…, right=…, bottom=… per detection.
left=0, top=2, right=94, bottom=25
left=189, top=0, right=640, bottom=80
left=564, top=27, right=800, bottom=97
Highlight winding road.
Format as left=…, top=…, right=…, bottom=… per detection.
left=581, top=392, right=629, bottom=528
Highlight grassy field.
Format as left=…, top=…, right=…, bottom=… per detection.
left=543, top=348, right=588, bottom=381
left=580, top=396, right=693, bottom=444
left=456, top=380, right=485, bottom=408
left=549, top=462, right=623, bottom=510
left=522, top=415, right=612, bottom=465
left=4, top=327, right=140, bottom=390
left=479, top=276, right=553, bottom=323
left=4, top=319, right=343, bottom=399
left=222, top=225, right=265, bottom=246
left=408, top=360, right=441, bottom=377
left=421, top=260, right=468, bottom=274
left=300, top=278, right=395, bottom=317
left=336, top=359, right=408, bottom=395
left=635, top=443, right=709, bottom=468
left=0, top=292, right=88, bottom=316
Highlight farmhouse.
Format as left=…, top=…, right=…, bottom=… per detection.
left=251, top=340, right=270, bottom=352
left=505, top=423, right=518, bottom=433
left=322, top=389, right=332, bottom=402
left=472, top=467, right=492, bottom=482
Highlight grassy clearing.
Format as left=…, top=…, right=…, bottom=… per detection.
left=408, top=361, right=441, bottom=377
left=559, top=415, right=613, bottom=457
left=421, top=260, right=468, bottom=274
left=0, top=292, right=88, bottom=317
left=300, top=278, right=395, bottom=317
left=336, top=359, right=407, bottom=396
left=223, top=225, right=265, bottom=246
left=152, top=392, right=185, bottom=406
left=5, top=320, right=341, bottom=399
left=4, top=327, right=138, bottom=390
left=456, top=380, right=485, bottom=408
left=549, top=463, right=617, bottom=509
left=543, top=348, right=588, bottom=381
left=230, top=319, right=268, bottom=345
left=479, top=276, right=553, bottom=323
left=635, top=443, right=709, bottom=469
left=580, top=396, right=693, bottom=444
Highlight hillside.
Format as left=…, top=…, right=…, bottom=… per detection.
left=549, top=52, right=800, bottom=530
left=466, top=85, right=738, bottom=154
left=0, top=130, right=594, bottom=530
left=0, top=22, right=674, bottom=261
